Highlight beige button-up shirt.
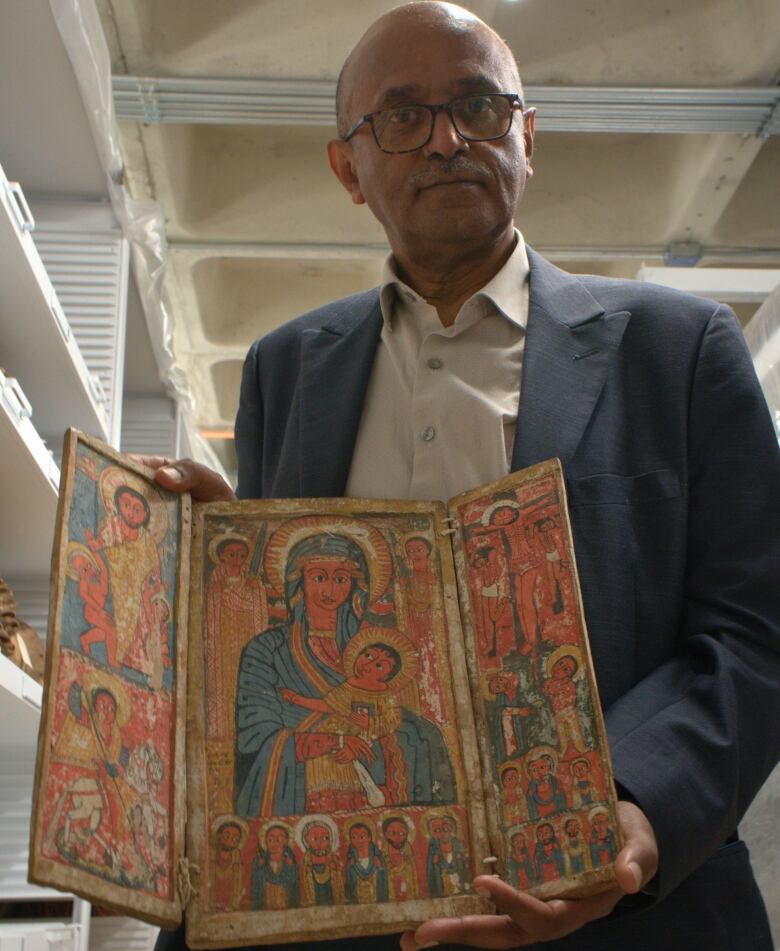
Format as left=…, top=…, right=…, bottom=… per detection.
left=345, top=231, right=530, bottom=502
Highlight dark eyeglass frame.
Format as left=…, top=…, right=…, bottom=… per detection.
left=343, top=92, right=525, bottom=154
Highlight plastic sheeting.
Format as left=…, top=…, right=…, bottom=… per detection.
left=47, top=0, right=230, bottom=480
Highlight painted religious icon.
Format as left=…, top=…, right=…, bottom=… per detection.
left=30, top=431, right=187, bottom=927
left=450, top=463, right=621, bottom=898
left=33, top=443, right=615, bottom=944
left=187, top=505, right=478, bottom=925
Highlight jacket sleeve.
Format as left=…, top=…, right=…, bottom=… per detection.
left=234, top=338, right=265, bottom=501
left=605, top=304, right=780, bottom=898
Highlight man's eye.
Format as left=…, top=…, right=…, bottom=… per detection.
left=387, top=106, right=422, bottom=125
left=464, top=96, right=492, bottom=114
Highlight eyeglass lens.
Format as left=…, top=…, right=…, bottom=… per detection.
left=373, top=95, right=514, bottom=152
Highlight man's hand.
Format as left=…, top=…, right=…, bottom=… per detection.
left=132, top=456, right=236, bottom=502
left=400, top=801, right=658, bottom=950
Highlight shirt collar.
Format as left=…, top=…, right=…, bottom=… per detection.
left=379, top=229, right=530, bottom=330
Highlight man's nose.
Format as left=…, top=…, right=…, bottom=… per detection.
left=423, top=107, right=468, bottom=159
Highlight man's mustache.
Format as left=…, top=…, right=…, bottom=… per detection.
left=408, top=157, right=490, bottom=189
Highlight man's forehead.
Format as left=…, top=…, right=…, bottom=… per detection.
left=341, top=6, right=518, bottom=119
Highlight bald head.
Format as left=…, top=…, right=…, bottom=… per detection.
left=335, top=2, right=521, bottom=137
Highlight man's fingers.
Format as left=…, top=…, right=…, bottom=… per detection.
left=473, top=876, right=622, bottom=939
left=406, top=914, right=527, bottom=950
left=130, top=455, right=236, bottom=502
left=614, top=800, right=659, bottom=893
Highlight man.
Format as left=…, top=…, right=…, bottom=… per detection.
left=150, top=2, right=780, bottom=950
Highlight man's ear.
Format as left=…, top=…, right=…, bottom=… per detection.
left=327, top=139, right=366, bottom=205
left=522, top=107, right=536, bottom=178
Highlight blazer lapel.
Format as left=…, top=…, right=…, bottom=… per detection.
left=297, top=293, right=383, bottom=497
left=512, top=250, right=631, bottom=470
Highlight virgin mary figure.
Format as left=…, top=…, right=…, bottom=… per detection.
left=233, top=515, right=455, bottom=817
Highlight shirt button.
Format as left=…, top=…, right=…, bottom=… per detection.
left=426, top=357, right=443, bottom=370
left=420, top=426, right=436, bottom=442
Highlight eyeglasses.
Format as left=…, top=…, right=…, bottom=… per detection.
left=343, top=93, right=524, bottom=154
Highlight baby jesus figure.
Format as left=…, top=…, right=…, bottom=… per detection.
left=280, top=627, right=418, bottom=811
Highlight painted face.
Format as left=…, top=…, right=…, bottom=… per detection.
left=430, top=818, right=454, bottom=843
left=529, top=757, right=551, bottom=782
left=564, top=820, right=580, bottom=838
left=552, top=656, right=577, bottom=679
left=302, top=559, right=354, bottom=613
left=354, top=646, right=396, bottom=684
left=405, top=539, right=430, bottom=560
left=219, top=825, right=241, bottom=850
left=117, top=490, right=148, bottom=528
left=330, top=12, right=532, bottom=264
left=510, top=832, right=526, bottom=855
left=304, top=823, right=331, bottom=853
left=491, top=506, right=518, bottom=526
left=349, top=825, right=371, bottom=849
left=592, top=814, right=609, bottom=837
left=537, top=824, right=554, bottom=845
left=220, top=541, right=249, bottom=572
left=384, top=820, right=408, bottom=848
left=572, top=760, right=590, bottom=780
left=265, top=827, right=288, bottom=857
left=501, top=768, right=519, bottom=790
left=93, top=692, right=117, bottom=730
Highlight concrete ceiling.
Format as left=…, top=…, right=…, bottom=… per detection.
left=95, top=0, right=780, bottom=481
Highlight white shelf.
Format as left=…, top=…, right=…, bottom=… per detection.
left=0, top=164, right=108, bottom=445
left=0, top=653, right=42, bottom=751
left=0, top=921, right=81, bottom=951
left=0, top=376, right=59, bottom=577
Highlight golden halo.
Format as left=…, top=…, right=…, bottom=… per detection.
left=506, top=823, right=531, bottom=844
left=587, top=805, right=609, bottom=824
left=379, top=811, right=416, bottom=844
left=524, top=745, right=559, bottom=778
left=545, top=645, right=584, bottom=681
left=82, top=669, right=130, bottom=727
left=421, top=807, right=461, bottom=837
left=498, top=760, right=523, bottom=782
left=341, top=626, right=418, bottom=692
left=480, top=498, right=521, bottom=527
left=207, top=531, right=252, bottom=565
left=65, top=541, right=102, bottom=581
left=293, top=814, right=339, bottom=853
left=98, top=466, right=170, bottom=545
left=343, top=814, right=378, bottom=843
left=256, top=819, right=294, bottom=850
left=263, top=516, right=392, bottom=603
left=210, top=814, right=249, bottom=848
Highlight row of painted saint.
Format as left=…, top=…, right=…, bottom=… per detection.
left=505, top=806, right=618, bottom=890
left=210, top=811, right=470, bottom=913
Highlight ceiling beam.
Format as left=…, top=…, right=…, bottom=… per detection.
left=112, top=76, right=780, bottom=136
left=663, top=135, right=767, bottom=252
left=167, top=239, right=780, bottom=266
left=636, top=267, right=780, bottom=302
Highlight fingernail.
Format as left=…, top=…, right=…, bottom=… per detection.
left=475, top=885, right=491, bottom=898
left=416, top=944, right=439, bottom=949
left=159, top=466, right=182, bottom=481
left=628, top=860, right=642, bottom=891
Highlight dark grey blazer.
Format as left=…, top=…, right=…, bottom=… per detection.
left=221, top=250, right=780, bottom=950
